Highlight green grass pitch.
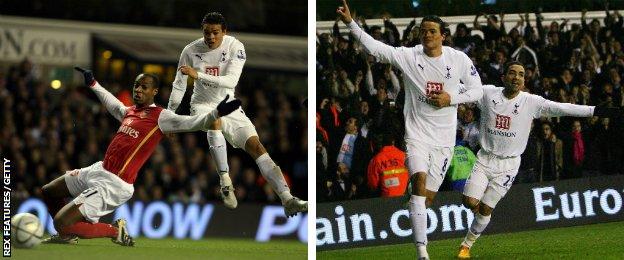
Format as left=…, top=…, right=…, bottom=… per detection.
left=318, top=221, right=624, bottom=259
left=12, top=238, right=306, bottom=260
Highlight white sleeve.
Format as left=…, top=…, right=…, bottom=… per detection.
left=196, top=40, right=245, bottom=89
left=535, top=97, right=595, bottom=118
left=348, top=21, right=408, bottom=67
left=450, top=52, right=483, bottom=105
left=167, top=46, right=191, bottom=111
left=157, top=109, right=219, bottom=134
left=91, top=81, right=128, bottom=122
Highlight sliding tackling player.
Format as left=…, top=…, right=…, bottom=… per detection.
left=41, top=67, right=241, bottom=246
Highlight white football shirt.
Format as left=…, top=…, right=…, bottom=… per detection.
left=477, top=85, right=595, bottom=157
left=168, top=35, right=246, bottom=111
left=348, top=21, right=483, bottom=147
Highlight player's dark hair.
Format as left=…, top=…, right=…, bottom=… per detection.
left=420, top=15, right=448, bottom=35
left=202, top=12, right=227, bottom=30
left=138, top=73, right=160, bottom=89
left=370, top=25, right=382, bottom=32
left=503, top=61, right=524, bottom=75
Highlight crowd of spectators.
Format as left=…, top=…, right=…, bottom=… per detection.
left=317, top=7, right=624, bottom=202
left=1, top=59, right=308, bottom=205
left=1, top=0, right=306, bottom=36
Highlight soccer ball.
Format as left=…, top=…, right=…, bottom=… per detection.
left=11, top=213, right=44, bottom=248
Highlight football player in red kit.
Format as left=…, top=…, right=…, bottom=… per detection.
left=41, top=67, right=241, bottom=246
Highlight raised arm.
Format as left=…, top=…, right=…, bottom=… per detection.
left=74, top=67, right=128, bottom=122
left=167, top=46, right=192, bottom=111
left=337, top=0, right=407, bottom=67
left=158, top=95, right=241, bottom=133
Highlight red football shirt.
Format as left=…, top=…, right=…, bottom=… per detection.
left=102, top=105, right=164, bottom=184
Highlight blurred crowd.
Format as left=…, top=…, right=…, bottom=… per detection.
left=1, top=60, right=308, bottom=205
left=317, top=8, right=624, bottom=202
left=1, top=0, right=306, bottom=36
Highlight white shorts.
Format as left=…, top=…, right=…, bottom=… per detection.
left=405, top=141, right=453, bottom=192
left=64, top=161, right=134, bottom=223
left=463, top=150, right=521, bottom=208
left=191, top=103, right=258, bottom=148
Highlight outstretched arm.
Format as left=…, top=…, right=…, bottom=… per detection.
left=74, top=67, right=128, bottom=122
left=158, top=95, right=241, bottom=133
left=538, top=100, right=594, bottom=118
left=337, top=0, right=407, bottom=67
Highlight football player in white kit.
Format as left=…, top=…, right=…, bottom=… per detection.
left=167, top=12, right=307, bottom=216
left=457, top=61, right=623, bottom=258
left=337, top=1, right=484, bottom=259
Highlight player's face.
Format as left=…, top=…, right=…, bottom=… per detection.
left=202, top=23, right=226, bottom=49
left=133, top=75, right=158, bottom=105
left=502, top=64, right=525, bottom=93
left=419, top=21, right=444, bottom=51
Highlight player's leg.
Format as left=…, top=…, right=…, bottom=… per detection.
left=41, top=173, right=73, bottom=219
left=458, top=162, right=489, bottom=258
left=244, top=136, right=307, bottom=216
left=410, top=145, right=452, bottom=259
left=206, top=119, right=237, bottom=209
left=408, top=170, right=429, bottom=259
left=53, top=200, right=116, bottom=239
left=460, top=188, right=496, bottom=253
left=48, top=162, right=135, bottom=246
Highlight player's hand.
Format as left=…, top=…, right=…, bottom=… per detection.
left=179, top=65, right=198, bottom=79
left=428, top=90, right=451, bottom=108
left=594, top=105, right=623, bottom=118
left=74, top=66, right=95, bottom=86
left=336, top=0, right=353, bottom=24
left=216, top=95, right=242, bottom=117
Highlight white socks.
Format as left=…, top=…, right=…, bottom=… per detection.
left=409, top=195, right=429, bottom=259
left=207, top=130, right=229, bottom=176
left=256, top=153, right=292, bottom=203
left=462, top=213, right=491, bottom=248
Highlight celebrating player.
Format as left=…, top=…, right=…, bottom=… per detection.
left=41, top=67, right=242, bottom=246
left=167, top=12, right=307, bottom=216
left=336, top=1, right=484, bottom=259
left=457, top=61, right=623, bottom=258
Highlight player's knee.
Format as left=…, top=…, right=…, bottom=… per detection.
left=41, top=183, right=55, bottom=198
left=53, top=215, right=70, bottom=231
left=244, top=137, right=266, bottom=159
left=208, top=118, right=222, bottom=130
left=462, top=196, right=479, bottom=210
left=410, top=173, right=427, bottom=196
left=478, top=204, right=494, bottom=216
left=425, top=198, right=434, bottom=207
